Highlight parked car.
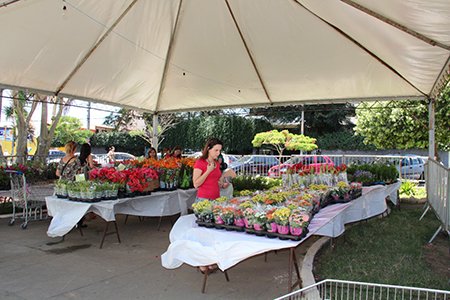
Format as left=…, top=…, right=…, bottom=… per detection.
left=398, top=155, right=425, bottom=180
left=46, top=149, right=66, bottom=164
left=96, top=152, right=136, bottom=166
left=230, top=155, right=279, bottom=176
left=268, top=155, right=334, bottom=178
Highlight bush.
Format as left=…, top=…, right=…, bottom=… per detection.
left=232, top=175, right=281, bottom=192
left=347, top=163, right=398, bottom=184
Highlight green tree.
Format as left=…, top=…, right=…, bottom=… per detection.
left=52, top=116, right=93, bottom=146
left=354, top=84, right=450, bottom=151
left=249, top=104, right=355, bottom=136
left=252, top=130, right=318, bottom=160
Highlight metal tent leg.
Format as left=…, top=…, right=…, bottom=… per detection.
left=428, top=225, right=442, bottom=244
left=419, top=204, right=430, bottom=221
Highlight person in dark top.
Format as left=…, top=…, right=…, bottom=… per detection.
left=79, top=143, right=95, bottom=180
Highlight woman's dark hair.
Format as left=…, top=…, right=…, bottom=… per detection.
left=172, top=145, right=182, bottom=158
left=79, top=143, right=91, bottom=166
left=201, top=138, right=223, bottom=160
left=148, top=147, right=157, bottom=158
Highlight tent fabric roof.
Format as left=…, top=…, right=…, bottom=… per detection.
left=0, top=0, right=449, bottom=113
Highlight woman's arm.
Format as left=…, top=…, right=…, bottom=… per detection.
left=87, top=154, right=95, bottom=168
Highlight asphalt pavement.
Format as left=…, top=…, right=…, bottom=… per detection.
left=0, top=214, right=315, bottom=300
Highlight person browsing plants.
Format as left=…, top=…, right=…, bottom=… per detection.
left=56, top=141, right=80, bottom=181
left=193, top=138, right=224, bottom=201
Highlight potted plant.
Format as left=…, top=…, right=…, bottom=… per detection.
left=273, top=207, right=291, bottom=234
left=192, top=200, right=213, bottom=224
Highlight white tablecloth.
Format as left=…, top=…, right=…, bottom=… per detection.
left=46, top=189, right=197, bottom=237
left=161, top=182, right=400, bottom=271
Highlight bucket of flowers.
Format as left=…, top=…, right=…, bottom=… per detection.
left=254, top=209, right=268, bottom=235
left=265, top=207, right=278, bottom=234
left=273, top=207, right=291, bottom=235
left=233, top=208, right=245, bottom=229
left=289, top=209, right=310, bottom=237
left=349, top=182, right=363, bottom=199
left=179, top=157, right=196, bottom=189
left=240, top=201, right=255, bottom=229
left=192, top=199, right=213, bottom=226
left=221, top=206, right=235, bottom=228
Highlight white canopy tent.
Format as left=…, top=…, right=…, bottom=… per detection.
left=0, top=0, right=448, bottom=114
left=0, top=0, right=449, bottom=153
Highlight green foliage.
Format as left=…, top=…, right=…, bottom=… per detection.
left=316, top=131, right=376, bottom=150
left=90, top=131, right=146, bottom=156
left=315, top=207, right=449, bottom=290
left=399, top=180, right=417, bottom=197
left=354, top=85, right=450, bottom=150
left=52, top=116, right=93, bottom=146
left=249, top=104, right=355, bottom=136
left=347, top=163, right=398, bottom=184
left=232, top=175, right=281, bottom=192
left=252, top=130, right=317, bottom=156
left=161, top=115, right=272, bottom=153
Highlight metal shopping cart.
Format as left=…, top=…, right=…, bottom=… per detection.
left=7, top=170, right=49, bottom=229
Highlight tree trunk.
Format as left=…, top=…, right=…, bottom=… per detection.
left=35, top=96, right=69, bottom=163
left=13, top=91, right=39, bottom=164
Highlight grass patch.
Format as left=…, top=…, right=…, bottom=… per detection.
left=314, top=206, right=449, bottom=290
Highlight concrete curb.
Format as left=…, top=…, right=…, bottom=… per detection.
left=301, top=237, right=330, bottom=287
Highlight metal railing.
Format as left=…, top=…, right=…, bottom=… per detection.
left=274, top=279, right=450, bottom=300
left=230, top=154, right=426, bottom=181
left=423, top=159, right=449, bottom=241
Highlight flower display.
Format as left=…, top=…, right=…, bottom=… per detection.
left=273, top=207, right=291, bottom=226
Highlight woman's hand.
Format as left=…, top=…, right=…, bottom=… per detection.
left=206, top=161, right=216, bottom=173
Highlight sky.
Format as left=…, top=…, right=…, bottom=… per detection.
left=0, top=90, right=120, bottom=135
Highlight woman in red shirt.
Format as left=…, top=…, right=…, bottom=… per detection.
left=193, top=138, right=224, bottom=201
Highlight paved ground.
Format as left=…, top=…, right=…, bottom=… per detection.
left=0, top=214, right=317, bottom=300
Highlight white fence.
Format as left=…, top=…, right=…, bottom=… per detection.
left=274, top=279, right=450, bottom=300
left=425, top=159, right=449, bottom=237
left=230, top=154, right=426, bottom=180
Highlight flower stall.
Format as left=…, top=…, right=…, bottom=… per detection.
left=53, top=156, right=196, bottom=202
left=192, top=179, right=363, bottom=241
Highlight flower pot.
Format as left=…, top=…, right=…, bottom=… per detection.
left=277, top=224, right=289, bottom=235
left=234, top=218, right=245, bottom=227
left=214, top=215, right=224, bottom=224
left=266, top=222, right=277, bottom=233
left=223, top=217, right=234, bottom=226
left=290, top=227, right=303, bottom=236
left=253, top=223, right=264, bottom=231
left=332, top=194, right=340, bottom=201
left=243, top=218, right=252, bottom=228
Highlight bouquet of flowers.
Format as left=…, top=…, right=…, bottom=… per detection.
left=220, top=206, right=235, bottom=225
left=192, top=200, right=213, bottom=222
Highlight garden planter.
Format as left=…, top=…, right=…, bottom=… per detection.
left=253, top=223, right=264, bottom=231
left=234, top=218, right=245, bottom=227
left=266, top=222, right=277, bottom=233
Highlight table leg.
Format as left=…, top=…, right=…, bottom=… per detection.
left=200, top=268, right=230, bottom=293
left=288, top=247, right=301, bottom=292
left=99, top=221, right=121, bottom=249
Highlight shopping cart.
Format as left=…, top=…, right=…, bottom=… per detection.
left=7, top=170, right=49, bottom=229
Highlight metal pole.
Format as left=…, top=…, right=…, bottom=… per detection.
left=87, top=101, right=91, bottom=130
left=152, top=114, right=159, bottom=151
left=301, top=105, right=305, bottom=155
left=428, top=98, right=435, bottom=160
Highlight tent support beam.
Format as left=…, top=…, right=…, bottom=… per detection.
left=224, top=0, right=272, bottom=105
left=55, top=0, right=139, bottom=95
left=293, top=0, right=427, bottom=97
left=155, top=0, right=184, bottom=112
left=341, top=0, right=450, bottom=51
left=428, top=98, right=436, bottom=160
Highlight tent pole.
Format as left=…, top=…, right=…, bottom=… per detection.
left=428, top=98, right=435, bottom=160
left=152, top=114, right=159, bottom=152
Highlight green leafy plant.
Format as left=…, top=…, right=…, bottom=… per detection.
left=399, top=180, right=417, bottom=197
